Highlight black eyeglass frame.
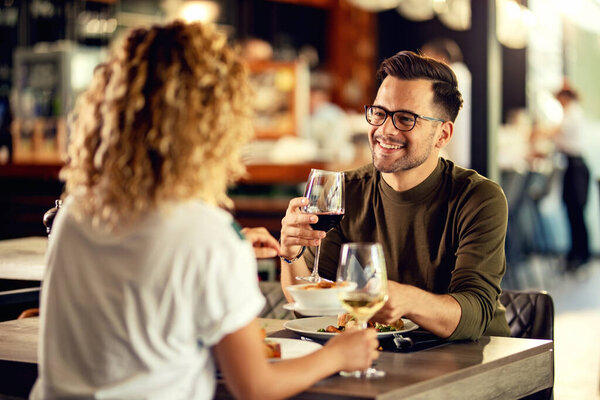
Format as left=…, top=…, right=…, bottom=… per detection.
left=364, top=105, right=446, bottom=132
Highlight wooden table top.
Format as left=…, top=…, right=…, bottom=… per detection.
left=0, top=316, right=38, bottom=364
left=0, top=237, right=47, bottom=281
left=220, top=319, right=554, bottom=400
left=0, top=315, right=553, bottom=400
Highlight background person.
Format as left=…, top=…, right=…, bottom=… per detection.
left=31, top=21, right=379, bottom=400
left=279, top=51, right=510, bottom=341
left=421, top=38, right=472, bottom=169
left=554, top=86, right=591, bottom=271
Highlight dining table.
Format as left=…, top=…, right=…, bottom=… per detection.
left=0, top=316, right=553, bottom=399
left=0, top=236, right=47, bottom=282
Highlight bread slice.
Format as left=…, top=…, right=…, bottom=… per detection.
left=337, top=313, right=404, bottom=331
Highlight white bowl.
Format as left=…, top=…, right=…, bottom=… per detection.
left=286, top=282, right=354, bottom=310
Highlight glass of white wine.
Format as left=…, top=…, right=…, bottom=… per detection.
left=336, top=242, right=388, bottom=378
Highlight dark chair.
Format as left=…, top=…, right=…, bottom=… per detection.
left=500, top=290, right=554, bottom=399
left=258, top=281, right=293, bottom=320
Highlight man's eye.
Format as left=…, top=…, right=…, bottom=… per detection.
left=397, top=115, right=414, bottom=124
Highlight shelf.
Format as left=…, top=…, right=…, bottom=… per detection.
left=0, top=162, right=328, bottom=185
left=0, top=164, right=61, bottom=180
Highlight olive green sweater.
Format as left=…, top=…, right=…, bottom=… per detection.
left=304, top=159, right=511, bottom=340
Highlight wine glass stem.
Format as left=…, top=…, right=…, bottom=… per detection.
left=310, top=243, right=322, bottom=280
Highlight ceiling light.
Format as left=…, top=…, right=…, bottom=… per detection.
left=179, top=1, right=220, bottom=23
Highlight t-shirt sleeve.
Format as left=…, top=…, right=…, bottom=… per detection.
left=195, top=231, right=265, bottom=347
left=447, top=179, right=509, bottom=341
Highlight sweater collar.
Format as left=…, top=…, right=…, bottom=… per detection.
left=378, top=158, right=444, bottom=203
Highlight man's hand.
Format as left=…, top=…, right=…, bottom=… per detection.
left=371, top=280, right=408, bottom=325
left=241, top=227, right=280, bottom=259
left=279, top=197, right=325, bottom=259
left=371, top=281, right=462, bottom=339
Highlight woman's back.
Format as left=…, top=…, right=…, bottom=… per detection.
left=31, top=199, right=265, bottom=399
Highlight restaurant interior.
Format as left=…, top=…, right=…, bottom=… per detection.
left=0, top=0, right=599, bottom=398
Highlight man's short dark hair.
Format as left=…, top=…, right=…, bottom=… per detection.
left=377, top=50, right=463, bottom=122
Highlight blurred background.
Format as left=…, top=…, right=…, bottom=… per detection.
left=1, top=0, right=599, bottom=254
left=0, top=1, right=599, bottom=397
left=1, top=0, right=599, bottom=272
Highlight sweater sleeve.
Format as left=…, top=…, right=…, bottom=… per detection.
left=447, top=179, right=510, bottom=341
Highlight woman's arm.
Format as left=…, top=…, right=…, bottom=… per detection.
left=213, top=319, right=379, bottom=400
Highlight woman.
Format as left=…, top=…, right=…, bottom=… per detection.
left=30, top=21, right=378, bottom=400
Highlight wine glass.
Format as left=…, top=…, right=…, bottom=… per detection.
left=336, top=242, right=388, bottom=378
left=296, top=169, right=345, bottom=283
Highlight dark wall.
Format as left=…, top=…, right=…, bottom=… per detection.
left=377, top=9, right=488, bottom=175
left=232, top=0, right=328, bottom=63
left=377, top=3, right=526, bottom=176
left=502, top=47, right=527, bottom=123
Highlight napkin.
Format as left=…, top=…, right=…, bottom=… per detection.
left=379, top=330, right=449, bottom=353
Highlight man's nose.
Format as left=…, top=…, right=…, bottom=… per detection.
left=380, top=116, right=399, bottom=135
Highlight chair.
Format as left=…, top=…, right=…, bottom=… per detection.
left=500, top=290, right=554, bottom=399
left=258, top=281, right=293, bottom=320
left=501, top=289, right=554, bottom=340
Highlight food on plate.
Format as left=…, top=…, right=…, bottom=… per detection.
left=260, top=327, right=281, bottom=359
left=317, top=313, right=404, bottom=333
left=299, top=281, right=347, bottom=290
left=263, top=340, right=282, bottom=359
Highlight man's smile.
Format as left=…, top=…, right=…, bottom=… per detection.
left=374, top=137, right=406, bottom=151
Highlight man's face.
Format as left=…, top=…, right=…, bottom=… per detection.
left=368, top=77, right=444, bottom=174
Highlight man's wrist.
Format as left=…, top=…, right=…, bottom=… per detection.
left=279, top=245, right=306, bottom=264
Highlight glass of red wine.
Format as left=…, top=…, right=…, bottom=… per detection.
left=297, top=169, right=345, bottom=283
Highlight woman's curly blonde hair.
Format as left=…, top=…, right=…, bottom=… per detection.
left=61, top=21, right=253, bottom=231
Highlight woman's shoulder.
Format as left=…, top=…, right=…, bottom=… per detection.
left=164, top=201, right=242, bottom=242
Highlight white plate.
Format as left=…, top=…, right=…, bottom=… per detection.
left=283, top=303, right=346, bottom=316
left=265, top=338, right=322, bottom=361
left=283, top=316, right=419, bottom=340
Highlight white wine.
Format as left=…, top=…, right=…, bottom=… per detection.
left=340, top=294, right=386, bottom=322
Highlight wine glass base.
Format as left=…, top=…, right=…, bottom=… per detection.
left=340, top=368, right=386, bottom=378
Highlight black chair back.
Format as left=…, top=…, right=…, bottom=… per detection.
left=500, top=289, right=554, bottom=340
left=500, top=289, right=554, bottom=400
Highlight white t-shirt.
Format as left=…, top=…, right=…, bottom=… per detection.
left=555, top=102, right=584, bottom=157
left=30, top=198, right=265, bottom=400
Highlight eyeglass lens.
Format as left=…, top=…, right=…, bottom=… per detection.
left=366, top=106, right=415, bottom=131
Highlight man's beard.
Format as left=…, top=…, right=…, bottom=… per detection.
left=371, top=129, right=436, bottom=173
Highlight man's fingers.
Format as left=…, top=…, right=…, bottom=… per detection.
left=282, top=212, right=315, bottom=227
left=280, top=235, right=321, bottom=248
left=281, top=226, right=324, bottom=246
left=286, top=197, right=308, bottom=213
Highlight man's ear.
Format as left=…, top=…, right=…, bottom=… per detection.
left=436, top=121, right=453, bottom=149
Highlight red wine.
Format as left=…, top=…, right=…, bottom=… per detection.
left=310, top=212, right=343, bottom=232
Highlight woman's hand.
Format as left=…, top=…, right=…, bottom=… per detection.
left=241, top=227, right=280, bottom=259
left=324, top=327, right=380, bottom=372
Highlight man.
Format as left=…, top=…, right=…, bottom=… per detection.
left=554, top=86, right=590, bottom=271
left=279, top=51, right=510, bottom=341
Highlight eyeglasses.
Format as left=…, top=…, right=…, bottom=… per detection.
left=364, top=105, right=445, bottom=132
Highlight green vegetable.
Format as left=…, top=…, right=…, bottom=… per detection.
left=374, top=323, right=398, bottom=332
